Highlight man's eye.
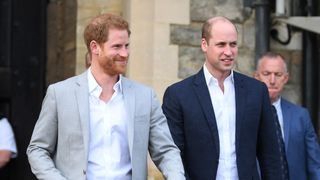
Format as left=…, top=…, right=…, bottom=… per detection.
left=230, top=42, right=237, bottom=47
left=216, top=43, right=225, bottom=47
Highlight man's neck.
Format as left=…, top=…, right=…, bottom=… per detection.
left=91, top=68, right=120, bottom=102
left=271, top=96, right=281, bottom=104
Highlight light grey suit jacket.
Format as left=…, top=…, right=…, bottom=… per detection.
left=27, top=71, right=185, bottom=180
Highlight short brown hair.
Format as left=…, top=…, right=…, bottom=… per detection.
left=83, top=13, right=130, bottom=53
left=201, top=16, right=237, bottom=43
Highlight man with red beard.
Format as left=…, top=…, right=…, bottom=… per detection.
left=27, top=13, right=185, bottom=180
left=162, top=16, right=287, bottom=179
left=255, top=52, right=320, bottom=180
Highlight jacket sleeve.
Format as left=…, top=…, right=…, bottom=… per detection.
left=303, top=108, right=320, bottom=180
left=162, top=86, right=185, bottom=158
left=26, top=85, right=67, bottom=180
left=148, top=89, right=185, bottom=180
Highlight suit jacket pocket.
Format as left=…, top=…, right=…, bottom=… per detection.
left=67, top=135, right=84, bottom=163
left=133, top=114, right=149, bottom=149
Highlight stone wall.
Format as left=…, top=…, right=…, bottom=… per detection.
left=46, top=0, right=77, bottom=86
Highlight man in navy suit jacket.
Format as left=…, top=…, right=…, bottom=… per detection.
left=255, top=52, right=320, bottom=180
left=162, top=16, right=287, bottom=180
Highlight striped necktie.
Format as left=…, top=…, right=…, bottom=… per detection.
left=271, top=105, right=289, bottom=180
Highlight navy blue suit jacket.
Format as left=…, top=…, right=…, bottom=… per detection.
left=162, top=69, right=285, bottom=180
left=281, top=98, right=320, bottom=180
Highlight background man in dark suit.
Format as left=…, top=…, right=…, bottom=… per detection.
left=162, top=16, right=287, bottom=180
left=255, top=52, right=320, bottom=180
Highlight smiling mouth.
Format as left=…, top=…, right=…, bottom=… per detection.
left=115, top=60, right=127, bottom=65
left=221, top=59, right=233, bottom=62
left=268, top=87, right=278, bottom=90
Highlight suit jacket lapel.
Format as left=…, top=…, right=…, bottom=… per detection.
left=122, top=77, right=135, bottom=158
left=234, top=72, right=246, bottom=152
left=193, top=69, right=220, bottom=155
left=75, top=71, right=90, bottom=159
left=281, top=99, right=290, bottom=149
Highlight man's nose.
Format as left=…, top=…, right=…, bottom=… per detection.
left=270, top=74, right=276, bottom=84
left=119, top=47, right=129, bottom=57
left=223, top=46, right=232, bottom=56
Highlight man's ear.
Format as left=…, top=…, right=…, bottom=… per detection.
left=283, top=73, right=289, bottom=84
left=201, top=38, right=208, bottom=52
left=90, top=40, right=100, bottom=55
left=253, top=71, right=259, bottom=79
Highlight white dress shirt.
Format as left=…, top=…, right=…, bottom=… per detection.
left=272, top=98, right=284, bottom=138
left=0, top=117, right=17, bottom=157
left=87, top=69, right=131, bottom=180
left=204, top=65, right=238, bottom=180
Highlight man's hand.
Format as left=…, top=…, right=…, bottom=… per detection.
left=0, top=150, right=12, bottom=168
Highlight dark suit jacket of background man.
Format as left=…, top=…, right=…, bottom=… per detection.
left=281, top=98, right=320, bottom=180
left=162, top=69, right=285, bottom=180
